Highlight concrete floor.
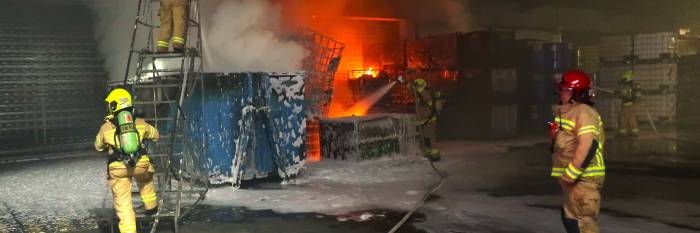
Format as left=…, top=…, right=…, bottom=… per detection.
left=1, top=129, right=699, bottom=233
left=416, top=136, right=700, bottom=233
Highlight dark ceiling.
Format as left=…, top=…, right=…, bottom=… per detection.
left=341, top=0, right=700, bottom=34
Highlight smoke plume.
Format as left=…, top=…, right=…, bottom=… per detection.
left=201, top=0, right=307, bottom=72
left=86, top=0, right=142, bottom=82
left=85, top=0, right=306, bottom=81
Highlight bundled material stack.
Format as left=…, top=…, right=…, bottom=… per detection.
left=632, top=63, right=677, bottom=124
left=599, top=35, right=633, bottom=63
left=632, top=33, right=678, bottom=124
left=634, top=32, right=677, bottom=61
left=320, top=114, right=419, bottom=161
left=0, top=1, right=105, bottom=156
left=596, top=32, right=680, bottom=128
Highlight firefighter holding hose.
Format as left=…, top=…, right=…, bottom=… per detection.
left=399, top=76, right=443, bottom=161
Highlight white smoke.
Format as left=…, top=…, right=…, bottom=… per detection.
left=86, top=0, right=142, bottom=82
left=201, top=0, right=307, bottom=72
left=85, top=0, right=306, bottom=81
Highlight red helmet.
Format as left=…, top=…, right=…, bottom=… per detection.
left=559, top=70, right=592, bottom=102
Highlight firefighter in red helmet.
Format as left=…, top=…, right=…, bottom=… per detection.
left=549, top=70, right=606, bottom=233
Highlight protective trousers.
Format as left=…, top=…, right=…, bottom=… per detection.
left=418, top=120, right=440, bottom=161
left=560, top=181, right=602, bottom=233
left=109, top=157, right=158, bottom=233
left=158, top=0, right=187, bottom=52
left=618, top=104, right=639, bottom=136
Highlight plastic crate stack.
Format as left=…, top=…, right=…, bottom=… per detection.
left=404, top=31, right=523, bottom=139
left=517, top=41, right=576, bottom=133
left=0, top=2, right=106, bottom=153
left=595, top=32, right=679, bottom=129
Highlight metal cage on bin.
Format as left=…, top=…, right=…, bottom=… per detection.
left=297, top=28, right=345, bottom=117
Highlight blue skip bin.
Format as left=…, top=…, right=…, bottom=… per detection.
left=183, top=72, right=306, bottom=186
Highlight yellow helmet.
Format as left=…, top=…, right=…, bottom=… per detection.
left=413, top=79, right=427, bottom=92
left=621, top=70, right=633, bottom=81
left=105, top=88, right=133, bottom=113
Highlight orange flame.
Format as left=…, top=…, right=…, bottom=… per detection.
left=305, top=119, right=321, bottom=162
left=364, top=67, right=375, bottom=76
left=350, top=67, right=379, bottom=79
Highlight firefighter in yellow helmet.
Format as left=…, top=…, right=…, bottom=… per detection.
left=157, top=0, right=187, bottom=53
left=410, top=78, right=442, bottom=162
left=549, top=70, right=606, bottom=233
left=95, top=88, right=159, bottom=233
left=617, top=70, right=641, bottom=137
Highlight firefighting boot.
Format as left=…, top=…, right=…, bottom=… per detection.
left=617, top=129, right=629, bottom=137
left=144, top=206, right=159, bottom=216
left=561, top=207, right=581, bottom=233
left=631, top=128, right=640, bottom=137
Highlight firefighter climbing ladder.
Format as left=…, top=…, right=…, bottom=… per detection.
left=110, top=0, right=208, bottom=232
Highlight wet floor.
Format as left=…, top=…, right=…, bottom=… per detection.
left=79, top=206, right=426, bottom=233
left=176, top=206, right=426, bottom=233
left=480, top=131, right=700, bottom=198
left=3, top=127, right=700, bottom=233
left=470, top=130, right=700, bottom=232
left=2, top=206, right=426, bottom=233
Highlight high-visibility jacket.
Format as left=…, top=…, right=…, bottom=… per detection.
left=551, top=103, right=606, bottom=183
left=414, top=87, right=442, bottom=127
left=618, top=81, right=641, bottom=105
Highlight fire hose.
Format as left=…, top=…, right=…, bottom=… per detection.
left=387, top=155, right=446, bottom=233
left=645, top=111, right=700, bottom=144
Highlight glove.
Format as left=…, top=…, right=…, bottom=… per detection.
left=547, top=121, right=558, bottom=139
left=428, top=116, right=437, bottom=124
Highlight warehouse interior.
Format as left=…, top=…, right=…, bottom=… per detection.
left=1, top=0, right=700, bottom=232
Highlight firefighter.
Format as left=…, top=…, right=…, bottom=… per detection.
left=95, top=88, right=159, bottom=233
left=411, top=79, right=442, bottom=162
left=617, top=70, right=641, bottom=137
left=157, top=0, right=187, bottom=53
left=549, top=70, right=606, bottom=233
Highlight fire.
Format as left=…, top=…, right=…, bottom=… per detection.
left=305, top=119, right=321, bottom=162
left=364, top=67, right=375, bottom=76
left=328, top=102, right=370, bottom=118
left=350, top=67, right=379, bottom=79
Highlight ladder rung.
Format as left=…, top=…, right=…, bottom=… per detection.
left=143, top=117, right=175, bottom=121
left=138, top=52, right=186, bottom=59
left=138, top=69, right=182, bottom=73
left=133, top=84, right=182, bottom=88
left=135, top=211, right=176, bottom=219
left=134, top=100, right=177, bottom=104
